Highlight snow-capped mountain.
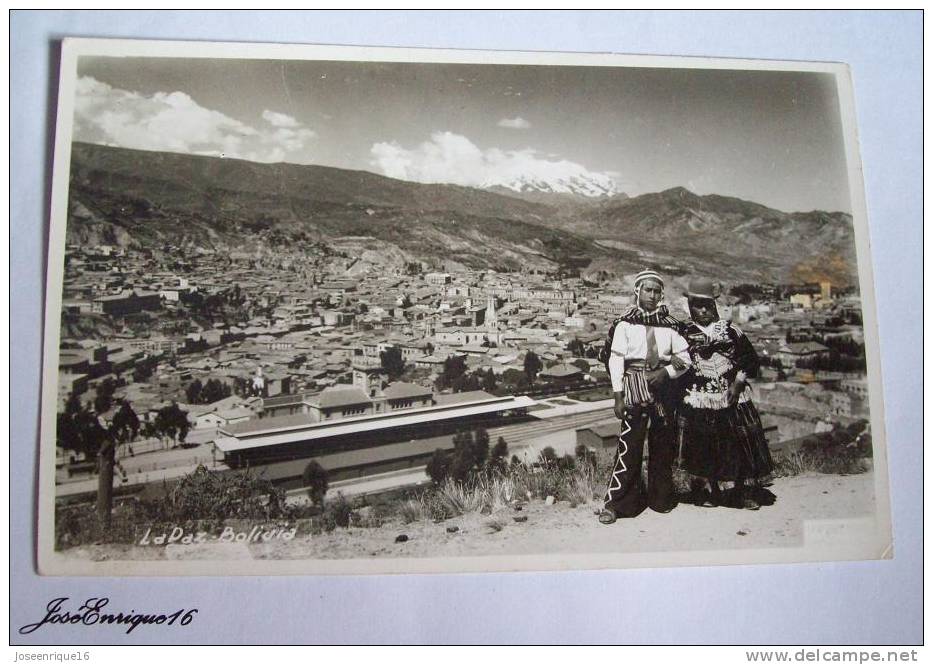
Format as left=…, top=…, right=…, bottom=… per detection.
left=482, top=171, right=620, bottom=198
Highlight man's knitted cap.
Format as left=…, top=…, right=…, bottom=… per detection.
left=633, top=269, right=664, bottom=290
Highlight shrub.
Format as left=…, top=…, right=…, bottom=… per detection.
left=772, top=447, right=869, bottom=477
left=426, top=429, right=492, bottom=485
left=539, top=447, right=558, bottom=466
left=426, top=449, right=451, bottom=485
left=399, top=498, right=426, bottom=524
left=558, top=454, right=577, bottom=471
left=487, top=437, right=509, bottom=473
left=321, top=493, right=353, bottom=531
left=436, top=478, right=486, bottom=516
left=145, top=465, right=289, bottom=523
left=302, top=461, right=329, bottom=506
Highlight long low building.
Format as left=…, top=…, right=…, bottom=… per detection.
left=236, top=434, right=458, bottom=489
left=215, top=391, right=537, bottom=468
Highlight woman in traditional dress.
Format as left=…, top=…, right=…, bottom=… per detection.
left=673, top=277, right=775, bottom=510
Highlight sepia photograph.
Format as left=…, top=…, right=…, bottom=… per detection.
left=38, top=38, right=891, bottom=576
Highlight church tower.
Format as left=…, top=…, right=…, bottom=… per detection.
left=485, top=295, right=498, bottom=330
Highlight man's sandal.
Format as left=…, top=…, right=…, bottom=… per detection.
left=598, top=508, right=617, bottom=525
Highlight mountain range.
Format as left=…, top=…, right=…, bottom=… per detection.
left=483, top=171, right=621, bottom=199
left=66, top=142, right=859, bottom=286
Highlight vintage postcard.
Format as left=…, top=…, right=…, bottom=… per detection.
left=38, top=38, right=891, bottom=575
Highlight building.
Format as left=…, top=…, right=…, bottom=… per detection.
left=215, top=391, right=537, bottom=467
left=539, top=363, right=584, bottom=385
left=575, top=420, right=619, bottom=449
left=776, top=341, right=831, bottom=368
left=91, top=289, right=161, bottom=316
left=840, top=378, right=869, bottom=398
left=425, top=272, right=452, bottom=286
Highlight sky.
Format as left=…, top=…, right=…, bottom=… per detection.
left=74, top=56, right=853, bottom=213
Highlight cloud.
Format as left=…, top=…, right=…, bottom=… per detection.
left=262, top=110, right=300, bottom=128
left=497, top=116, right=531, bottom=129
left=73, top=76, right=316, bottom=163
left=369, top=131, right=618, bottom=193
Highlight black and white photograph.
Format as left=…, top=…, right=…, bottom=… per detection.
left=37, top=38, right=891, bottom=576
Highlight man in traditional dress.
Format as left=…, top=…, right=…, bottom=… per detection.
left=598, top=269, right=692, bottom=524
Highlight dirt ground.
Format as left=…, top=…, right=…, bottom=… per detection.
left=66, top=471, right=877, bottom=564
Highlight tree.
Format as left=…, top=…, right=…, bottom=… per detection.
left=57, top=396, right=105, bottom=460
left=473, top=428, right=490, bottom=467
left=575, top=443, right=598, bottom=469
left=57, top=392, right=115, bottom=526
left=111, top=401, right=140, bottom=444
left=523, top=351, right=543, bottom=383
left=380, top=346, right=407, bottom=381
left=426, top=449, right=451, bottom=485
left=132, top=357, right=157, bottom=382
left=481, top=368, right=497, bottom=393
left=572, top=358, right=590, bottom=373
left=488, top=437, right=509, bottom=473
left=451, top=371, right=482, bottom=394
left=566, top=338, right=585, bottom=357
left=94, top=377, right=117, bottom=414
left=154, top=402, right=190, bottom=445
left=200, top=378, right=231, bottom=404
left=429, top=429, right=491, bottom=485
left=501, top=368, right=530, bottom=392
left=302, top=460, right=329, bottom=506
left=448, top=444, right=475, bottom=484
left=233, top=376, right=250, bottom=397
left=436, top=354, right=468, bottom=391
left=185, top=378, right=204, bottom=404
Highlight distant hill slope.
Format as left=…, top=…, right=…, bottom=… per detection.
left=512, top=186, right=858, bottom=286
left=66, top=143, right=859, bottom=285
left=67, top=142, right=613, bottom=273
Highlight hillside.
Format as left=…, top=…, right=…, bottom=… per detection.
left=66, top=143, right=859, bottom=284
left=64, top=471, right=876, bottom=564
left=530, top=187, right=859, bottom=286
left=67, top=142, right=614, bottom=273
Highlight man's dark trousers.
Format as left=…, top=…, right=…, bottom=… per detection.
left=603, top=405, right=677, bottom=517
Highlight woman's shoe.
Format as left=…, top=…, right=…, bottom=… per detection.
left=694, top=490, right=717, bottom=508
left=750, top=486, right=777, bottom=506
left=598, top=508, right=618, bottom=525
left=742, top=497, right=761, bottom=511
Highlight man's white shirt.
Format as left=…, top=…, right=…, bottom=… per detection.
left=608, top=319, right=691, bottom=393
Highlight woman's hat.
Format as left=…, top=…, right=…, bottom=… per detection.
left=684, top=277, right=722, bottom=300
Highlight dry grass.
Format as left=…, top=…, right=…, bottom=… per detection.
left=772, top=447, right=870, bottom=477
left=398, top=498, right=427, bottom=524
left=330, top=437, right=872, bottom=531
left=435, top=478, right=487, bottom=516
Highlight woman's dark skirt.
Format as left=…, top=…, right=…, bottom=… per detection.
left=676, top=400, right=774, bottom=482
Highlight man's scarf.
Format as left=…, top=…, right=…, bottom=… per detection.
left=615, top=304, right=681, bottom=329
left=598, top=304, right=682, bottom=373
